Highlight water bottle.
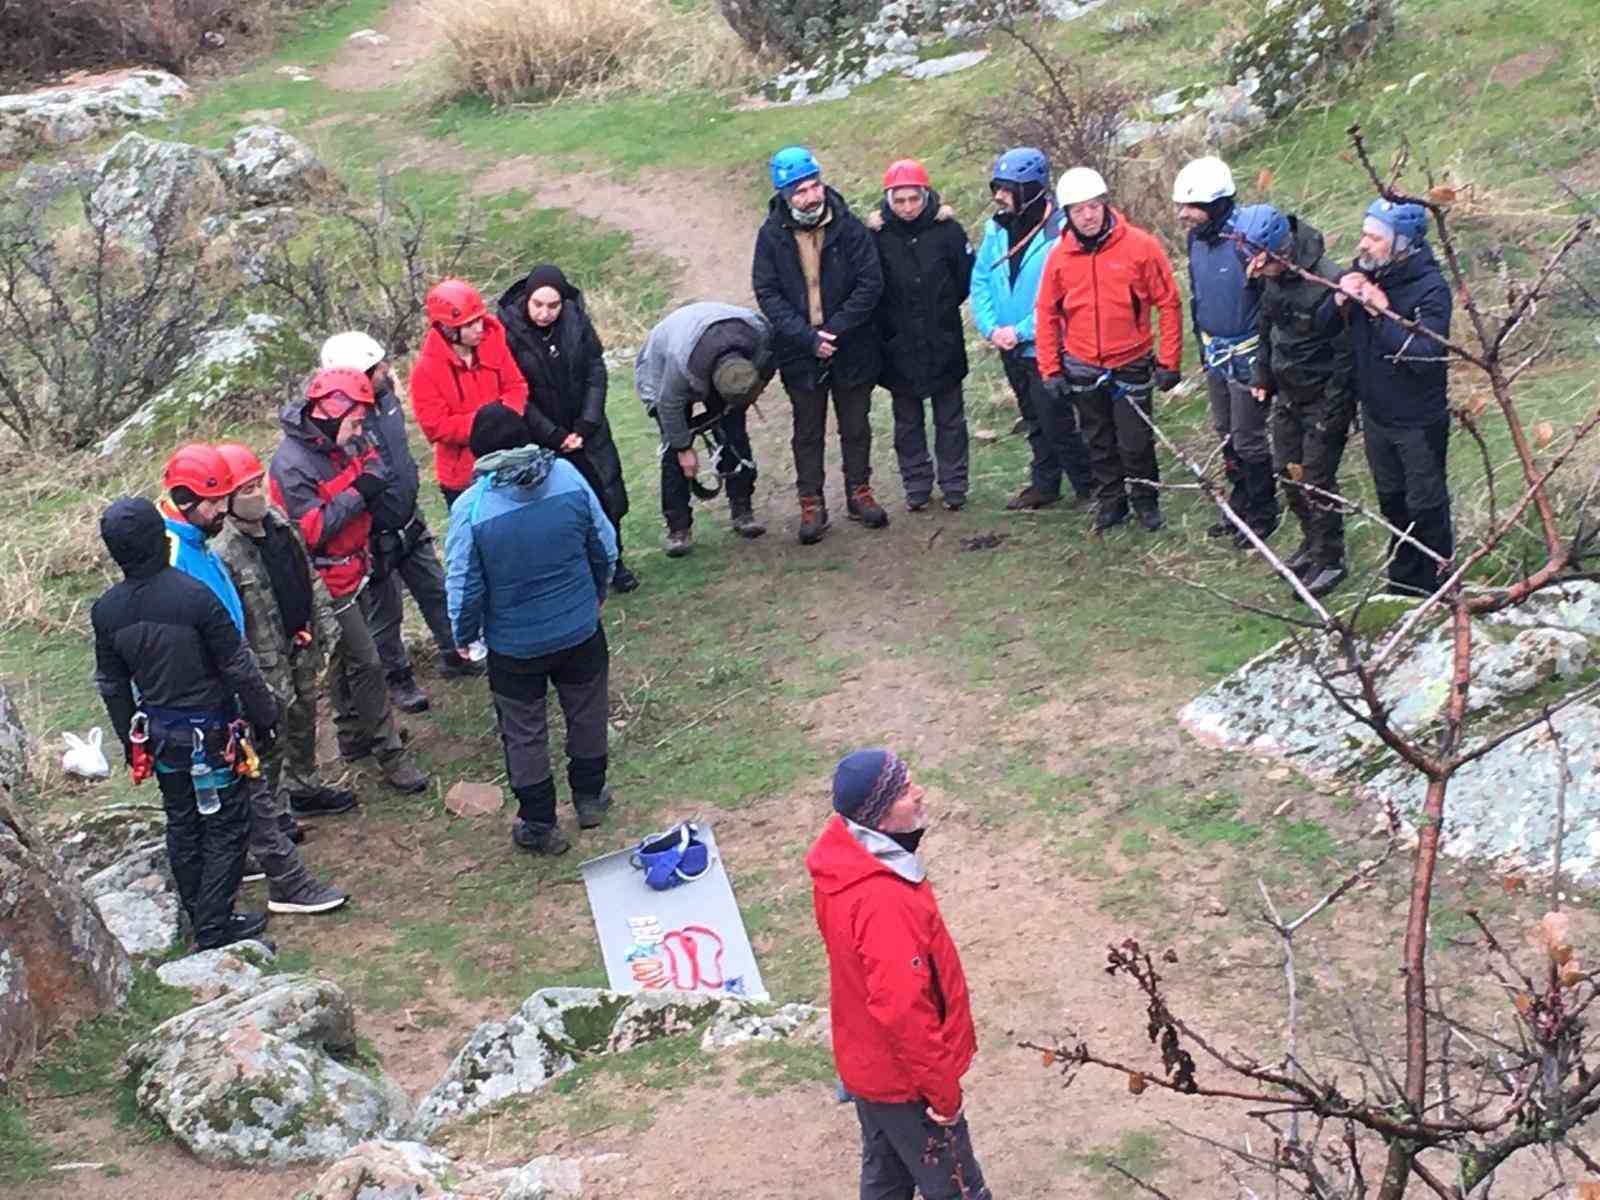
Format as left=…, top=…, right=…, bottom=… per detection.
left=191, top=730, right=221, bottom=817
left=467, top=639, right=488, bottom=663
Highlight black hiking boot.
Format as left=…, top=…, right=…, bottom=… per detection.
left=729, top=502, right=766, bottom=539
left=512, top=819, right=571, bottom=856
left=1093, top=501, right=1130, bottom=533
left=387, top=669, right=431, bottom=715
left=289, top=785, right=358, bottom=818
left=196, top=911, right=270, bottom=952
left=1302, top=562, right=1349, bottom=599
left=664, top=528, right=693, bottom=558
left=1006, top=486, right=1059, bottom=511
left=1135, top=506, right=1165, bottom=533
left=612, top=559, right=641, bottom=592
left=573, top=785, right=612, bottom=831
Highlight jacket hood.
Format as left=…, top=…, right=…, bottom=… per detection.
left=278, top=391, right=339, bottom=453
left=1060, top=206, right=1128, bottom=255
left=496, top=275, right=588, bottom=330
left=1370, top=239, right=1440, bottom=287
left=101, top=497, right=168, bottom=577
left=1286, top=215, right=1326, bottom=269
left=473, top=443, right=555, bottom=489
left=766, top=184, right=853, bottom=230
left=805, top=813, right=925, bottom=896
left=876, top=188, right=943, bottom=233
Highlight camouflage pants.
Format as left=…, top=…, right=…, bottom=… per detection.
left=1270, top=380, right=1355, bottom=567
left=262, top=646, right=324, bottom=803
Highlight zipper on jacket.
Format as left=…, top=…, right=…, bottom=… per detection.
left=1091, top=251, right=1103, bottom=364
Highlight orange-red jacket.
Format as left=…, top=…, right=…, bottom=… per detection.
left=1034, top=209, right=1182, bottom=378
left=806, top=814, right=977, bottom=1116
left=408, top=317, right=529, bottom=491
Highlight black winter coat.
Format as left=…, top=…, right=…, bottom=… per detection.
left=869, top=191, right=974, bottom=395
left=752, top=186, right=884, bottom=393
left=92, top=498, right=278, bottom=765
left=497, top=281, right=629, bottom=522
left=1253, top=216, right=1354, bottom=395
left=364, top=380, right=423, bottom=533
left=1316, top=242, right=1452, bottom=427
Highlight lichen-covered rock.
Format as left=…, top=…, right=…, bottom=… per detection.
left=97, top=314, right=312, bottom=457
left=0, top=681, right=28, bottom=795
left=219, top=125, right=335, bottom=207
left=0, top=789, right=131, bottom=1076
left=51, top=803, right=166, bottom=880
left=700, top=1000, right=829, bottom=1049
left=85, top=132, right=230, bottom=251
left=300, top=1138, right=497, bottom=1200
left=1225, top=0, right=1393, bottom=117
left=606, top=990, right=725, bottom=1052
left=93, top=883, right=181, bottom=957
left=502, top=1155, right=582, bottom=1200
left=0, top=70, right=190, bottom=161
left=156, top=941, right=274, bottom=1002
left=1122, top=78, right=1268, bottom=151
left=126, top=975, right=411, bottom=1166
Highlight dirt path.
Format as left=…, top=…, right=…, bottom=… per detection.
left=319, top=0, right=445, bottom=91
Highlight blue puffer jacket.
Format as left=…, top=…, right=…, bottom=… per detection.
left=163, top=505, right=245, bottom=634
left=444, top=448, right=617, bottom=660
left=970, top=207, right=1063, bottom=358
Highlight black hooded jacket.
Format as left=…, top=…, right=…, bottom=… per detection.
left=869, top=189, right=974, bottom=396
left=91, top=498, right=278, bottom=763
left=751, top=185, right=884, bottom=393
left=1253, top=215, right=1354, bottom=395
left=497, top=272, right=628, bottom=522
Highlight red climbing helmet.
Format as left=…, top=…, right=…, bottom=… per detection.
left=305, top=367, right=375, bottom=420
left=162, top=443, right=235, bottom=499
left=425, top=278, right=487, bottom=328
left=214, top=442, right=266, bottom=489
left=883, top=159, right=931, bottom=190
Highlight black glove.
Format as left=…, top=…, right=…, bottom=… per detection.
left=1040, top=375, right=1071, bottom=405
left=352, top=472, right=389, bottom=503
left=251, top=724, right=277, bottom=755
left=1154, top=368, right=1182, bottom=393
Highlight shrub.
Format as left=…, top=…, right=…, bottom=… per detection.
left=434, top=0, right=762, bottom=106
left=717, top=0, right=878, bottom=60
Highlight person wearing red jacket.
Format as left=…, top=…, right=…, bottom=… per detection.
left=409, top=278, right=530, bottom=508
left=806, top=747, right=990, bottom=1200
left=1035, top=167, right=1183, bottom=533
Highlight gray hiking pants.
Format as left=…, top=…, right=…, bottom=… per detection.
left=328, top=591, right=405, bottom=756
left=891, top=387, right=969, bottom=504
left=854, top=1099, right=992, bottom=1200
left=489, top=628, right=609, bottom=805
left=362, top=517, right=457, bottom=678
left=245, top=773, right=312, bottom=894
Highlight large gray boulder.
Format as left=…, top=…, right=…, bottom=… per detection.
left=69, top=818, right=182, bottom=958
left=501, top=1156, right=582, bottom=1200
left=156, top=941, right=275, bottom=1003
left=0, top=70, right=190, bottom=161
left=85, top=131, right=230, bottom=251
left=298, top=1139, right=487, bottom=1199
left=0, top=789, right=131, bottom=1076
left=51, top=803, right=165, bottom=880
left=125, top=974, right=412, bottom=1166
left=0, top=681, right=29, bottom=794
left=218, top=125, right=335, bottom=207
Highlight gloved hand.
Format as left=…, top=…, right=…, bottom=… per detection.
left=251, top=724, right=278, bottom=755
left=352, top=471, right=389, bottom=503
left=1154, top=368, right=1183, bottom=393
left=1040, top=375, right=1071, bottom=405
left=574, top=418, right=601, bottom=441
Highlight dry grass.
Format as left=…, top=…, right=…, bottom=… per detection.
left=431, top=0, right=763, bottom=106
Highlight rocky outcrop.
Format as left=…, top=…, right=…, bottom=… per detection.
left=298, top=1141, right=583, bottom=1200
left=1226, top=0, right=1394, bottom=116
left=219, top=125, right=336, bottom=206
left=502, top=1156, right=582, bottom=1200
left=51, top=803, right=166, bottom=880
left=85, top=131, right=232, bottom=251
left=1119, top=79, right=1268, bottom=151
left=700, top=999, right=828, bottom=1049
left=155, top=941, right=274, bottom=1003
left=51, top=803, right=181, bottom=958
left=0, top=789, right=131, bottom=1076
left=0, top=681, right=29, bottom=794
left=125, top=975, right=412, bottom=1166
left=0, top=70, right=190, bottom=161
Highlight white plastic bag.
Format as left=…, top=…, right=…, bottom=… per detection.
left=61, top=727, right=111, bottom=780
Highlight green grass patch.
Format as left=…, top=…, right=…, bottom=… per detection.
left=1078, top=1128, right=1172, bottom=1197
left=0, top=1093, right=48, bottom=1186
left=734, top=1039, right=836, bottom=1098
left=32, top=971, right=191, bottom=1100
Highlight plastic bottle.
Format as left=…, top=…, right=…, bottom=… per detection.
left=467, top=639, right=488, bottom=663
left=191, top=729, right=221, bottom=816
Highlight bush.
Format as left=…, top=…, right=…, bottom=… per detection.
left=718, top=0, right=878, bottom=60
left=435, top=0, right=761, bottom=106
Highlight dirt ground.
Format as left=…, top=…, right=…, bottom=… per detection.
left=318, top=0, right=446, bottom=92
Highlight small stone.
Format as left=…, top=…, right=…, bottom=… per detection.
left=1203, top=897, right=1229, bottom=917
left=973, top=428, right=999, bottom=443
left=444, top=781, right=503, bottom=817
left=1266, top=767, right=1292, bottom=782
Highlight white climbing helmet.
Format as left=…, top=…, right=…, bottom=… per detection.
left=1171, top=156, right=1236, bottom=204
left=320, top=331, right=386, bottom=372
left=1056, top=166, right=1108, bottom=207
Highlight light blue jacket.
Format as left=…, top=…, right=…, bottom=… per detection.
left=445, top=450, right=617, bottom=660
left=969, top=207, right=1064, bottom=358
left=163, top=508, right=245, bottom=634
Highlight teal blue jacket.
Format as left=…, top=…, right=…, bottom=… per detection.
left=969, top=207, right=1063, bottom=358
left=162, top=506, right=245, bottom=634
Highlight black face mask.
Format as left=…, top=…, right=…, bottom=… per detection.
left=887, top=828, right=926, bottom=855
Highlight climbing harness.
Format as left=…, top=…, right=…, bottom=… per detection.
left=1064, top=369, right=1154, bottom=404
left=670, top=414, right=756, bottom=501
left=1200, top=331, right=1260, bottom=385
left=630, top=822, right=712, bottom=891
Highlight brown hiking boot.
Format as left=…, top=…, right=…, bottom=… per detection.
left=1005, top=486, right=1060, bottom=511
left=378, top=751, right=429, bottom=795
left=846, top=484, right=889, bottom=529
left=663, top=528, right=693, bottom=558
left=797, top=495, right=829, bottom=545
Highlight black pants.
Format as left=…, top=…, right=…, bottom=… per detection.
left=488, top=627, right=609, bottom=826
left=157, top=768, right=250, bottom=947
left=661, top=408, right=757, bottom=532
left=891, top=387, right=969, bottom=504
left=789, top=381, right=873, bottom=498
left=854, top=1099, right=991, bottom=1200
left=1364, top=415, right=1453, bottom=595
left=1002, top=350, right=1091, bottom=498
left=1070, top=364, right=1160, bottom=508
left=1272, top=381, right=1355, bottom=566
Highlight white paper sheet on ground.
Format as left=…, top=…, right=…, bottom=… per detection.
left=581, top=823, right=768, bottom=1001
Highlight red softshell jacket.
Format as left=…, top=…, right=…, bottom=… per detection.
left=408, top=316, right=529, bottom=491
left=1034, top=208, right=1183, bottom=378
left=805, top=814, right=976, bottom=1116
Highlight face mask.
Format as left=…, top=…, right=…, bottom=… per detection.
left=231, top=492, right=268, bottom=523
left=887, top=828, right=925, bottom=855
left=789, top=198, right=826, bottom=227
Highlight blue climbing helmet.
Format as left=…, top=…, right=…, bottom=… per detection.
left=770, top=146, right=821, bottom=191
left=1233, top=203, right=1291, bottom=254
left=1365, top=198, right=1428, bottom=244
left=631, top=822, right=712, bottom=891
left=991, top=146, right=1050, bottom=188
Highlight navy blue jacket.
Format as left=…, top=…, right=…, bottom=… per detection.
left=1317, top=243, right=1452, bottom=427
left=1187, top=227, right=1260, bottom=347
left=364, top=380, right=423, bottom=533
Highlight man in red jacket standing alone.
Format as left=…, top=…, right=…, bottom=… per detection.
left=806, top=747, right=990, bottom=1200
left=410, top=278, right=529, bottom=509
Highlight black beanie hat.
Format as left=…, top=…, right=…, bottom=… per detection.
left=470, top=403, right=532, bottom=459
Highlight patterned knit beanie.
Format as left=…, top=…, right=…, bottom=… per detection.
left=832, top=748, right=909, bottom=829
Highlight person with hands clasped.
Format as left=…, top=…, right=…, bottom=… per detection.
left=806, top=748, right=991, bottom=1200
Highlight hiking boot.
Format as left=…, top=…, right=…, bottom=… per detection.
left=512, top=819, right=571, bottom=856
left=378, top=752, right=429, bottom=795
left=338, top=728, right=409, bottom=762
left=241, top=853, right=265, bottom=884
left=664, top=528, right=693, bottom=558
left=387, top=670, right=431, bottom=715
left=268, top=875, right=349, bottom=915
left=1302, top=562, right=1349, bottom=599
left=729, top=504, right=766, bottom=539
left=612, top=560, right=641, bottom=592
left=573, top=785, right=612, bottom=831
left=942, top=495, right=966, bottom=512
left=847, top=485, right=890, bottom=529
left=1006, top=486, right=1059, bottom=511
left=196, top=911, right=270, bottom=951
left=1206, top=519, right=1235, bottom=539
left=1093, top=501, right=1130, bottom=532
left=907, top=495, right=931, bottom=512
left=1283, top=538, right=1315, bottom=575
left=439, top=650, right=486, bottom=679
left=1233, top=514, right=1280, bottom=550
left=289, top=785, right=358, bottom=818
left=1135, top=506, right=1165, bottom=533
left=797, top=496, right=829, bottom=545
